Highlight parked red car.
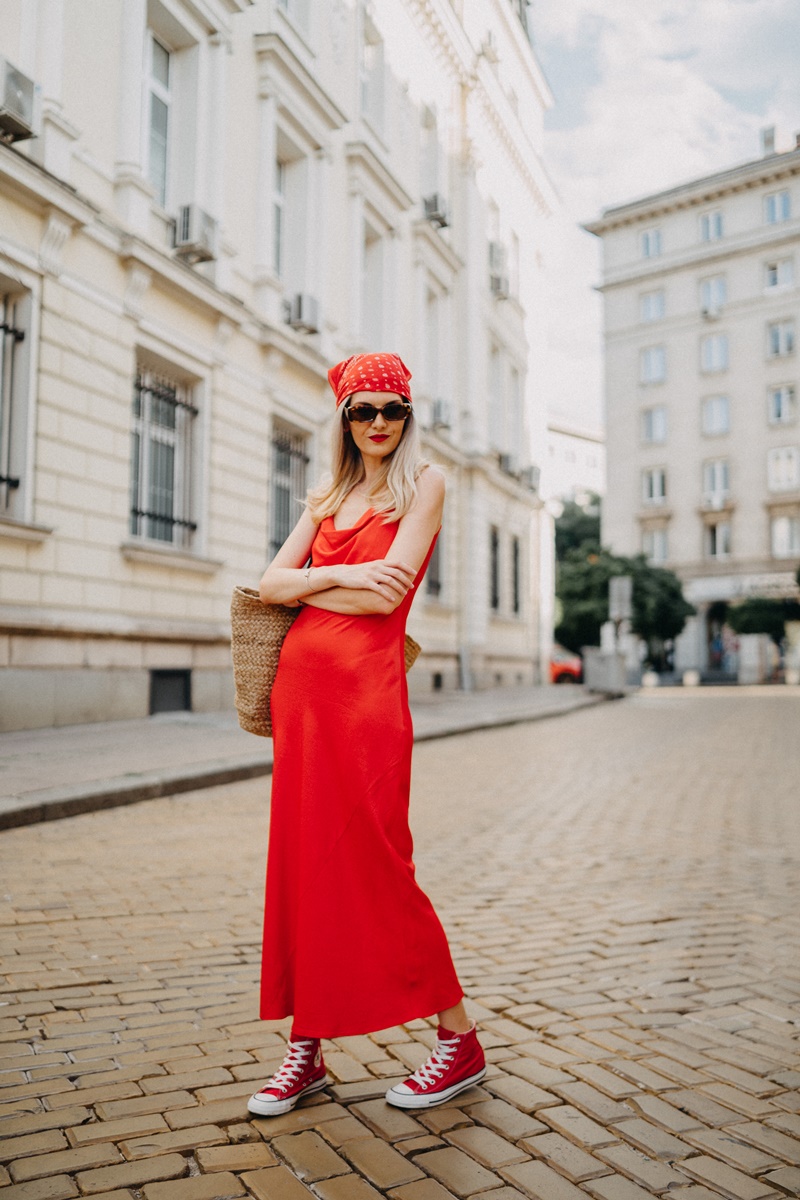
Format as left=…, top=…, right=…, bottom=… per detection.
left=550, top=644, right=583, bottom=684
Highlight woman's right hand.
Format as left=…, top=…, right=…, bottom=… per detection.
left=336, top=559, right=417, bottom=602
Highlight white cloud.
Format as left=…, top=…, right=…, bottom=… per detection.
left=529, top=0, right=800, bottom=435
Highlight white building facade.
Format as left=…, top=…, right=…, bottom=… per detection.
left=587, top=139, right=800, bottom=676
left=543, top=419, right=605, bottom=503
left=0, top=0, right=556, bottom=730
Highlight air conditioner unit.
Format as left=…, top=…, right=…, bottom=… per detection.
left=423, top=193, right=449, bottom=228
left=0, top=57, right=38, bottom=142
left=481, top=31, right=500, bottom=63
left=173, top=205, right=218, bottom=263
left=431, top=398, right=451, bottom=429
left=287, top=293, right=320, bottom=334
left=490, top=273, right=509, bottom=299
left=520, top=464, right=540, bottom=492
left=498, top=452, right=517, bottom=475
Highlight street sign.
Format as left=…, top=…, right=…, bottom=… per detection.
left=609, top=575, right=633, bottom=622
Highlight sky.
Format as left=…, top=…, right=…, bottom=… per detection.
left=528, top=0, right=800, bottom=432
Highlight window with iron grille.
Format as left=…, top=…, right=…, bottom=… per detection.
left=511, top=534, right=521, bottom=615
left=269, top=427, right=309, bottom=559
left=426, top=533, right=442, bottom=599
left=130, top=367, right=198, bottom=548
left=0, top=290, right=28, bottom=520
left=490, top=525, right=500, bottom=612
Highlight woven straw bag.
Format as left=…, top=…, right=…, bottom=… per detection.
left=230, top=585, right=422, bottom=738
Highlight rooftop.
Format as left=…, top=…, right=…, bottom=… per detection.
left=585, top=143, right=800, bottom=235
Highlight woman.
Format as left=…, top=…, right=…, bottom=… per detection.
left=247, top=353, right=485, bottom=1116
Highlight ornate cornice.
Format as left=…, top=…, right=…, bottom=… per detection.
left=586, top=148, right=800, bottom=235
left=255, top=32, right=347, bottom=139
left=345, top=140, right=414, bottom=214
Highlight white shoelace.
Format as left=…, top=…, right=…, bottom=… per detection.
left=262, top=1039, right=315, bottom=1094
left=407, top=1038, right=458, bottom=1087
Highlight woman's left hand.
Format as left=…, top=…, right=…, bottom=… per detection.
left=336, top=558, right=417, bottom=601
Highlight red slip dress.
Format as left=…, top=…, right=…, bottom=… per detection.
left=259, top=506, right=463, bottom=1037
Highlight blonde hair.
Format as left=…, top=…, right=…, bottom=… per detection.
left=307, top=406, right=428, bottom=523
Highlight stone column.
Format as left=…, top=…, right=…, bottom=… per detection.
left=114, top=0, right=151, bottom=232
left=28, top=0, right=79, bottom=179
left=254, top=90, right=279, bottom=320
left=348, top=188, right=365, bottom=346
left=308, top=148, right=330, bottom=348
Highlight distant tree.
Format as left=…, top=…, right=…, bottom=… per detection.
left=555, top=548, right=694, bottom=668
left=554, top=493, right=601, bottom=562
left=726, top=598, right=800, bottom=644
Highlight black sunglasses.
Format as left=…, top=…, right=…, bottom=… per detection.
left=344, top=401, right=411, bottom=424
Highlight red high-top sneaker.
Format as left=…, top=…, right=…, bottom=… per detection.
left=247, top=1036, right=328, bottom=1116
left=385, top=1020, right=486, bottom=1109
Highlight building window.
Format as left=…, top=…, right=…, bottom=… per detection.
left=509, top=232, right=520, bottom=299
left=768, top=385, right=796, bottom=424
left=146, top=34, right=171, bottom=208
left=642, top=467, right=667, bottom=506
left=706, top=519, right=731, bottom=560
left=511, top=534, right=521, bottom=615
left=700, top=275, right=727, bottom=315
left=641, top=228, right=661, bottom=258
left=771, top=515, right=800, bottom=558
left=641, top=405, right=667, bottom=444
left=765, top=258, right=794, bottom=289
left=150, top=669, right=191, bottom=714
left=0, top=288, right=31, bottom=521
left=360, top=13, right=385, bottom=134
left=273, top=159, right=286, bottom=278
left=130, top=367, right=198, bottom=548
left=420, top=104, right=441, bottom=200
left=640, top=345, right=666, bottom=384
left=362, top=220, right=384, bottom=347
left=642, top=527, right=668, bottom=564
left=703, top=458, right=730, bottom=504
left=269, top=427, right=309, bottom=558
left=767, top=320, right=795, bottom=358
left=489, top=345, right=504, bottom=453
left=490, top=525, right=500, bottom=612
left=426, top=533, right=442, bottom=599
left=767, top=446, right=800, bottom=493
left=764, top=189, right=791, bottom=224
left=276, top=0, right=310, bottom=29
left=509, top=364, right=522, bottom=454
left=700, top=210, right=724, bottom=241
left=640, top=290, right=665, bottom=322
left=701, top=333, right=729, bottom=373
left=702, top=395, right=730, bottom=436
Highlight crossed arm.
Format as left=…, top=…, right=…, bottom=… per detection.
left=258, top=468, right=445, bottom=616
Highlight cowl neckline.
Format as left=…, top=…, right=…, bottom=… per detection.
left=325, top=506, right=375, bottom=534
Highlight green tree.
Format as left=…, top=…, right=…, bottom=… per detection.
left=726, top=597, right=800, bottom=644
left=555, top=549, right=695, bottom=669
left=554, top=494, right=601, bottom=562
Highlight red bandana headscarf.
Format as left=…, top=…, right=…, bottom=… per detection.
left=327, top=353, right=413, bottom=408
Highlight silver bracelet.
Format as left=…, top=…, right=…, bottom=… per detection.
left=304, top=565, right=314, bottom=592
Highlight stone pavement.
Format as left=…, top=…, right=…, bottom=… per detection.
left=0, top=686, right=601, bottom=830
left=0, top=690, right=799, bottom=1200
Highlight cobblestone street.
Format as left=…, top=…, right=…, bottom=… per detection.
left=1, top=691, right=799, bottom=1200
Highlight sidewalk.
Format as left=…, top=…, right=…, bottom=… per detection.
left=0, top=684, right=603, bottom=829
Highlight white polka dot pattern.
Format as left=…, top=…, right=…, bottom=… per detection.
left=327, top=353, right=413, bottom=408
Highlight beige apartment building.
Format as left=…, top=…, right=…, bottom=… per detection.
left=0, top=0, right=557, bottom=730
left=587, top=135, right=800, bottom=677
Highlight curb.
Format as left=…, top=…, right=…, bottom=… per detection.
left=0, top=694, right=609, bottom=831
